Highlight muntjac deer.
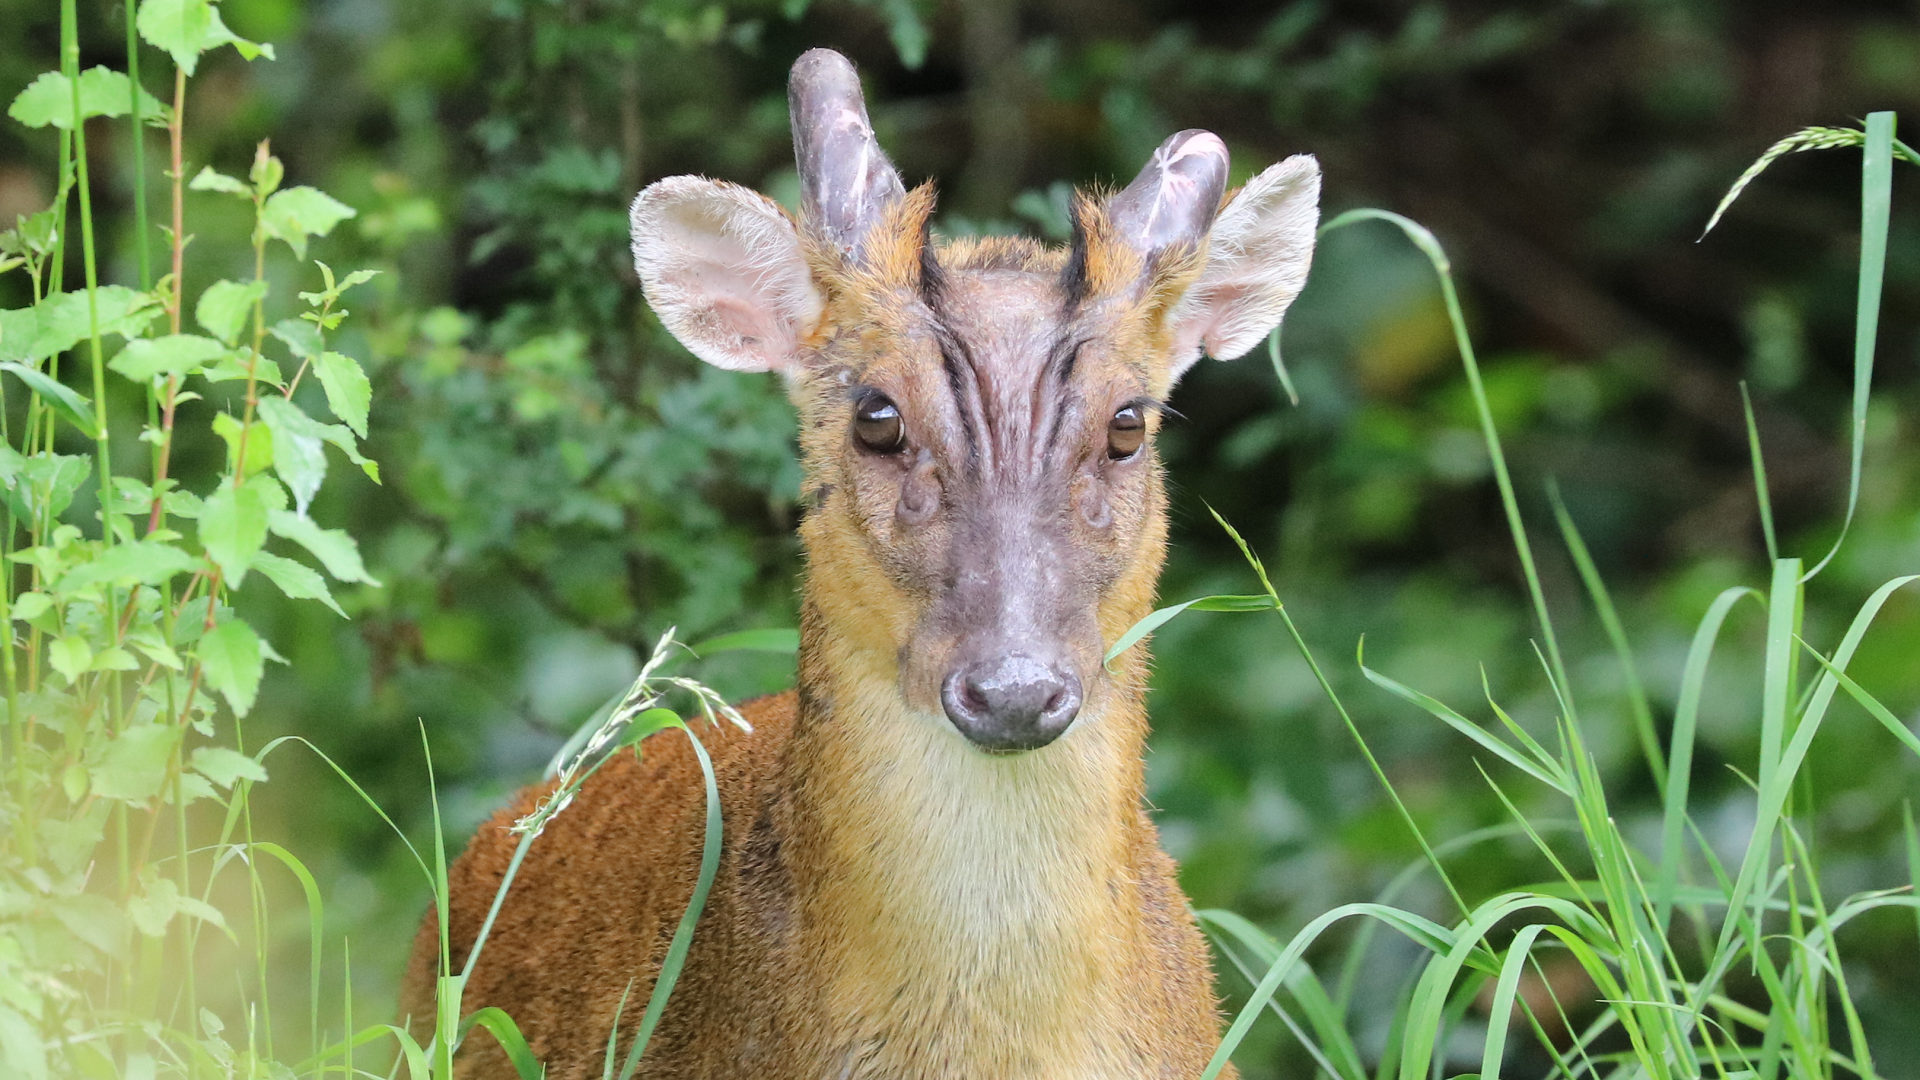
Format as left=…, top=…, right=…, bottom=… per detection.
left=402, top=47, right=1319, bottom=1079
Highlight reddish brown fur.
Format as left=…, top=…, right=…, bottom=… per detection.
left=404, top=200, right=1242, bottom=1077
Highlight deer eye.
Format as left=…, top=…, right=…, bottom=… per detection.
left=1107, top=404, right=1146, bottom=460
left=853, top=393, right=905, bottom=454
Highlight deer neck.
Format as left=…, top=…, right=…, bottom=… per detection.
left=782, top=600, right=1155, bottom=1051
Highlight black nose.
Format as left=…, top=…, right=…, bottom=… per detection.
left=940, top=654, right=1083, bottom=752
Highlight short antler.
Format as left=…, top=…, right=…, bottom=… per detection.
left=789, top=48, right=906, bottom=262
left=1109, top=129, right=1229, bottom=258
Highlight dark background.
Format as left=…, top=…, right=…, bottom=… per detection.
left=4, top=0, right=1919, bottom=1074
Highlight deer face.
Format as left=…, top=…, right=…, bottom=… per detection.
left=631, top=49, right=1319, bottom=754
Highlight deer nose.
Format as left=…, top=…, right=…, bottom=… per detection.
left=941, top=654, right=1082, bottom=753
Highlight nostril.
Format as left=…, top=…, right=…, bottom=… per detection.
left=942, top=655, right=1083, bottom=751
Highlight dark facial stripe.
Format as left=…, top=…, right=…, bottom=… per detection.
left=1040, top=336, right=1085, bottom=458
left=935, top=329, right=984, bottom=473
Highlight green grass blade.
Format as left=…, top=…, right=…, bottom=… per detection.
left=1267, top=325, right=1300, bottom=406
left=1656, top=586, right=1760, bottom=932
left=1479, top=922, right=1551, bottom=1080
left=1739, top=383, right=1779, bottom=564
left=251, top=842, right=325, bottom=1063
left=1547, top=482, right=1664, bottom=791
left=1361, top=658, right=1568, bottom=794
left=1805, top=111, right=1894, bottom=581
left=1200, top=909, right=1368, bottom=1080
left=1103, top=594, right=1274, bottom=667
left=1202, top=902, right=1468, bottom=1079
left=1706, top=575, right=1920, bottom=987
left=1797, top=638, right=1920, bottom=760
left=617, top=721, right=723, bottom=1080
left=457, top=1008, right=544, bottom=1080
left=1758, top=559, right=1801, bottom=797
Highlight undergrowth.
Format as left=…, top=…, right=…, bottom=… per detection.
left=0, top=3, right=1913, bottom=1076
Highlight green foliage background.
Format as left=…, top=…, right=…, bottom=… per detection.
left=3, top=0, right=1919, bottom=1075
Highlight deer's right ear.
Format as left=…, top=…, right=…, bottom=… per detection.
left=630, top=176, right=824, bottom=373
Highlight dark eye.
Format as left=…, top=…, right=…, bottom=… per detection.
left=853, top=393, right=905, bottom=454
left=1107, top=404, right=1146, bottom=460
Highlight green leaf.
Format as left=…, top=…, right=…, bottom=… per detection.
left=211, top=411, right=273, bottom=478
left=1103, top=594, right=1276, bottom=667
left=197, top=617, right=265, bottom=717
left=268, top=509, right=379, bottom=584
left=48, top=634, right=92, bottom=684
left=136, top=0, right=272, bottom=77
left=109, top=333, right=227, bottom=382
left=318, top=421, right=378, bottom=482
left=90, top=723, right=182, bottom=803
left=9, top=591, right=51, bottom=622
left=195, top=279, right=268, bottom=346
left=257, top=396, right=328, bottom=514
left=53, top=539, right=198, bottom=593
left=0, top=1004, right=49, bottom=1080
left=690, top=628, right=800, bottom=655
left=259, top=186, right=356, bottom=259
left=189, top=165, right=251, bottom=196
left=0, top=308, right=37, bottom=364
left=0, top=361, right=96, bottom=434
left=6, top=67, right=168, bottom=130
left=269, top=317, right=323, bottom=359
left=20, top=286, right=160, bottom=360
left=91, top=646, right=140, bottom=672
left=198, top=349, right=283, bottom=387
left=251, top=549, right=346, bottom=617
left=1, top=451, right=91, bottom=522
left=199, top=478, right=270, bottom=585
left=190, top=746, right=268, bottom=788
left=313, top=350, right=371, bottom=437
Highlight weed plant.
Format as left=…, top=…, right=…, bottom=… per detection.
left=1, top=3, right=1915, bottom=1076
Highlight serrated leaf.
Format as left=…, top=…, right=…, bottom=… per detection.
left=195, top=279, right=268, bottom=346
left=109, top=333, right=227, bottom=382
left=127, top=623, right=183, bottom=670
left=313, top=350, right=371, bottom=437
left=0, top=307, right=38, bottom=364
left=23, top=286, right=160, bottom=359
left=268, top=510, right=379, bottom=584
left=256, top=396, right=327, bottom=514
left=91, top=723, right=182, bottom=803
left=198, top=479, right=269, bottom=585
left=49, top=634, right=92, bottom=683
left=7, top=67, right=168, bottom=130
left=252, top=549, right=345, bottom=616
left=190, top=746, right=267, bottom=788
left=2, top=451, right=90, bottom=522
left=10, top=591, right=51, bottom=622
left=189, top=165, right=250, bottom=196
left=91, top=646, right=140, bottom=671
left=259, top=187, right=356, bottom=259
left=128, top=877, right=179, bottom=937
left=198, top=350, right=283, bottom=387
left=318, top=420, right=377, bottom=482
left=197, top=617, right=264, bottom=716
left=269, top=317, right=322, bottom=359
left=53, top=539, right=197, bottom=593
left=136, top=0, right=271, bottom=76
left=0, top=361, right=95, bottom=434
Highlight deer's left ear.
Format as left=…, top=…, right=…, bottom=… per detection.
left=1168, top=155, right=1321, bottom=378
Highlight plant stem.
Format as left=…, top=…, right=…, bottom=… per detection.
left=126, top=0, right=151, bottom=290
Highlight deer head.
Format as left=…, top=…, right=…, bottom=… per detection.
left=631, top=48, right=1319, bottom=755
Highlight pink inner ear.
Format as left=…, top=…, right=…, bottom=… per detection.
left=701, top=293, right=790, bottom=368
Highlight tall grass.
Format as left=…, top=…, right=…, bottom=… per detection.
left=1122, top=113, right=1917, bottom=1079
